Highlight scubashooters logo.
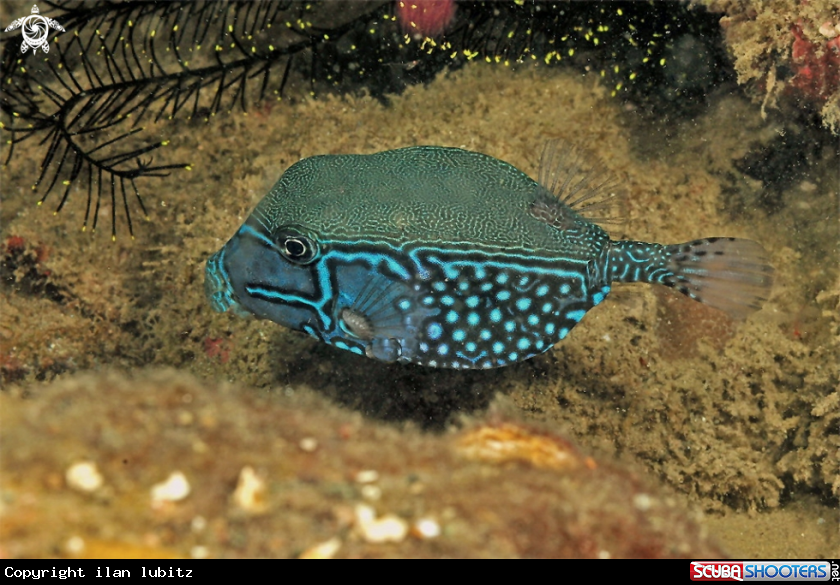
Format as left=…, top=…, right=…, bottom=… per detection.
left=691, top=561, right=834, bottom=582
left=4, top=5, right=65, bottom=54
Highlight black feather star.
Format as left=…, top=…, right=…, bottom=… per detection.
left=1, top=1, right=394, bottom=238
left=1, top=0, right=728, bottom=239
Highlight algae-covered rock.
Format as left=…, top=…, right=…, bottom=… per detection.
left=0, top=369, right=726, bottom=559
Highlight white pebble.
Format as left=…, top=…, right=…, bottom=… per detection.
left=65, top=461, right=103, bottom=493
left=150, top=471, right=190, bottom=504
left=65, top=536, right=85, bottom=555
left=191, top=515, right=207, bottom=532
left=232, top=466, right=267, bottom=513
left=413, top=518, right=441, bottom=539
left=819, top=21, right=838, bottom=39
left=361, top=485, right=382, bottom=501
left=299, top=437, right=318, bottom=452
left=633, top=493, right=653, bottom=511
left=355, top=504, right=409, bottom=544
left=355, top=469, right=379, bottom=484
left=299, top=537, right=342, bottom=559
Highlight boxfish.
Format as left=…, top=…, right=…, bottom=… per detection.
left=205, top=142, right=773, bottom=369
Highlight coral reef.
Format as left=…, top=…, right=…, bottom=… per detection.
left=1, top=3, right=837, bottom=559
left=706, top=0, right=840, bottom=132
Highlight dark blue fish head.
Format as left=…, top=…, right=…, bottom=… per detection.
left=205, top=219, right=319, bottom=328
left=205, top=209, right=435, bottom=363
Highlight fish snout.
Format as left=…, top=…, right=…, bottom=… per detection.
left=205, top=247, right=247, bottom=316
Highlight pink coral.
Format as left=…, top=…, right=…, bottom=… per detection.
left=789, top=22, right=840, bottom=103
left=396, top=0, right=456, bottom=39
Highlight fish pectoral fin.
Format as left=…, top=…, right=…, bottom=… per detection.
left=364, top=337, right=403, bottom=362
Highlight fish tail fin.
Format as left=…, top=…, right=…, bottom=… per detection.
left=662, top=238, right=774, bottom=320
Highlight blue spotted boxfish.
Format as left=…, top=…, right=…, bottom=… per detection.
left=205, top=142, right=773, bottom=369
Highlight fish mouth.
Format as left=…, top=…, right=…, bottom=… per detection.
left=204, top=248, right=250, bottom=317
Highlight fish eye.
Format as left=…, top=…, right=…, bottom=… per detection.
left=284, top=238, right=306, bottom=257
left=277, top=231, right=319, bottom=265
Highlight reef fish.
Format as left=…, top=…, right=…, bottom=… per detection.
left=205, top=143, right=773, bottom=369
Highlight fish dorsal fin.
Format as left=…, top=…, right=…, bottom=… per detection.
left=537, top=139, right=627, bottom=233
